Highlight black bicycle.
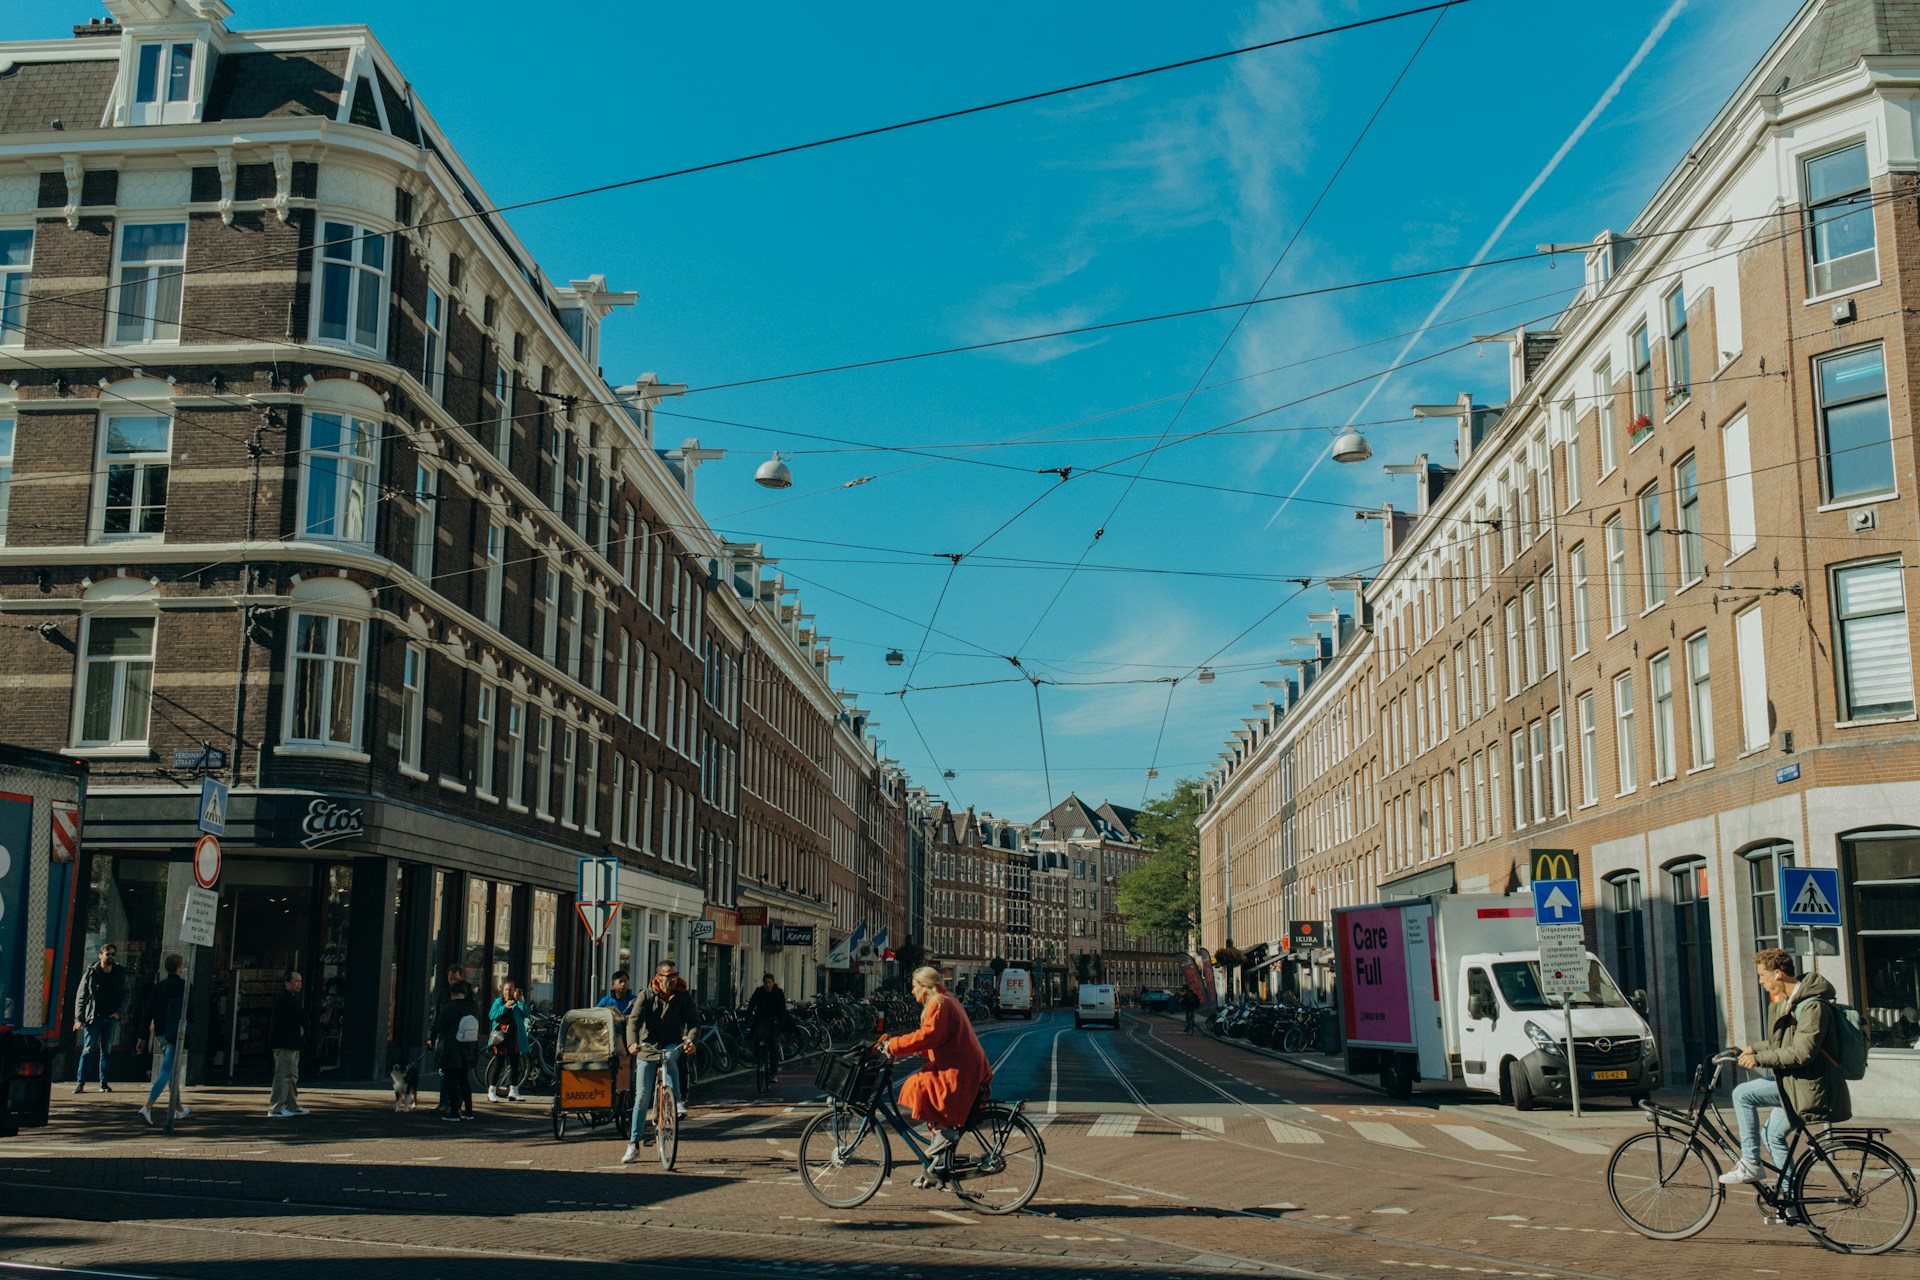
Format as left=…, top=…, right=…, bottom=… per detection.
left=798, top=1046, right=1045, bottom=1214
left=1605, top=1048, right=1914, bottom=1254
left=752, top=1025, right=781, bottom=1095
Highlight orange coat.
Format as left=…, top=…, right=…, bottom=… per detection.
left=889, top=991, right=990, bottom=1129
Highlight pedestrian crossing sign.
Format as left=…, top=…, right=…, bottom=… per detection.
left=1779, top=866, right=1841, bottom=927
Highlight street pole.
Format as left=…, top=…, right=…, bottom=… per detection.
left=1223, top=831, right=1234, bottom=1003
left=1562, top=992, right=1582, bottom=1118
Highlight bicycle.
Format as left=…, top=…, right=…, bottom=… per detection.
left=1605, top=1047, right=1915, bottom=1254
left=798, top=1045, right=1045, bottom=1215
left=626, top=1045, right=682, bottom=1171
left=751, top=1026, right=781, bottom=1094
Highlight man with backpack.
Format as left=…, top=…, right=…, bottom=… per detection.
left=1720, top=947, right=1855, bottom=1184
left=428, top=981, right=481, bottom=1121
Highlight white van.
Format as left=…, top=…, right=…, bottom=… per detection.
left=997, top=968, right=1033, bottom=1019
left=1075, top=983, right=1117, bottom=1029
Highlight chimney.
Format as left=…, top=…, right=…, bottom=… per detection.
left=74, top=19, right=122, bottom=37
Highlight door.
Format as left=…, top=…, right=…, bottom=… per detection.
left=1460, top=965, right=1499, bottom=1091
left=1668, top=859, right=1719, bottom=1084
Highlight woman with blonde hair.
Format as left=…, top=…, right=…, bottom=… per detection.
left=880, top=966, right=989, bottom=1157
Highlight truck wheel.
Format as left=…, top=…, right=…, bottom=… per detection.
left=1506, top=1061, right=1536, bottom=1112
left=1380, top=1056, right=1414, bottom=1100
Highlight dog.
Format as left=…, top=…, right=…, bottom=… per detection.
left=390, top=1060, right=420, bottom=1112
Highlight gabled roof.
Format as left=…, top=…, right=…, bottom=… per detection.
left=0, top=59, right=116, bottom=133
left=1095, top=802, right=1142, bottom=843
left=1776, top=0, right=1920, bottom=91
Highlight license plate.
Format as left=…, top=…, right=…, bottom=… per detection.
left=1590, top=1069, right=1628, bottom=1081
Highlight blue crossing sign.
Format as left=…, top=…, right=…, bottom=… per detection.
left=1531, top=878, right=1582, bottom=926
left=1780, top=866, right=1842, bottom=927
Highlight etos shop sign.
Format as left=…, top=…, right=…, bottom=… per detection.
left=271, top=797, right=367, bottom=850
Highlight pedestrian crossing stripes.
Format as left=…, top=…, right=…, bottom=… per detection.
left=1527, top=1130, right=1612, bottom=1156
left=1348, top=1121, right=1422, bottom=1148
left=1265, top=1119, right=1324, bottom=1144
left=1179, top=1116, right=1224, bottom=1139
left=1088, top=1114, right=1139, bottom=1138
left=1435, top=1124, right=1522, bottom=1152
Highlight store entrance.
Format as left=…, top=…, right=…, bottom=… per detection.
left=208, top=862, right=314, bottom=1082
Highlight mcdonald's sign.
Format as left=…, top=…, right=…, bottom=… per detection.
left=1530, top=848, right=1579, bottom=883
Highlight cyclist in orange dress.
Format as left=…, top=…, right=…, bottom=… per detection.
left=880, top=966, right=989, bottom=1156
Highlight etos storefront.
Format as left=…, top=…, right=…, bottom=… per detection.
left=71, top=788, right=590, bottom=1085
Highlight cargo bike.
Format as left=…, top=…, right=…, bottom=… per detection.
left=548, top=1007, right=632, bottom=1143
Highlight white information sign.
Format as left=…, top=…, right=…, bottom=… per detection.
left=180, top=886, right=220, bottom=948
left=1535, top=922, right=1589, bottom=997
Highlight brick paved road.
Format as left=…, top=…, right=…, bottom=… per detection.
left=3, top=1010, right=1914, bottom=1279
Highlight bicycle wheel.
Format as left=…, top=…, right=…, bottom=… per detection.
left=551, top=1100, right=567, bottom=1141
left=798, top=1110, right=889, bottom=1208
left=1793, top=1136, right=1915, bottom=1255
left=656, top=1094, right=679, bottom=1171
left=952, top=1105, right=1045, bottom=1215
left=1280, top=1024, right=1309, bottom=1054
left=1606, top=1129, right=1722, bottom=1240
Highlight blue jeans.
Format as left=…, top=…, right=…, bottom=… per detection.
left=628, top=1046, right=684, bottom=1141
left=1732, top=1077, right=1790, bottom=1170
left=146, top=1038, right=177, bottom=1106
left=76, top=1020, right=114, bottom=1084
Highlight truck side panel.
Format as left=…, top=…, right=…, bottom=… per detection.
left=1335, top=903, right=1419, bottom=1051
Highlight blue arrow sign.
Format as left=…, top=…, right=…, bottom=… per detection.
left=1532, top=878, right=1582, bottom=926
left=1780, top=867, right=1841, bottom=927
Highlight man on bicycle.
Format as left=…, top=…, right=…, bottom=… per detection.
left=1179, top=987, right=1198, bottom=1033
left=879, top=966, right=989, bottom=1159
left=621, top=961, right=697, bottom=1165
left=1720, top=947, right=1852, bottom=1185
left=746, top=972, right=787, bottom=1072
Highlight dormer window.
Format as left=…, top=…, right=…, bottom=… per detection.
left=127, top=40, right=198, bottom=125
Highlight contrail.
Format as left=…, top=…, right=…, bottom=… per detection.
left=1266, top=0, right=1690, bottom=528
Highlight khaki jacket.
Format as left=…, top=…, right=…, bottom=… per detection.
left=1750, top=972, right=1852, bottom=1124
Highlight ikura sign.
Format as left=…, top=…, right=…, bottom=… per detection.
left=1340, top=907, right=1412, bottom=1047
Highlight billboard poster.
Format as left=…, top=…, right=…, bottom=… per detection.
left=0, top=792, right=32, bottom=1028
left=1180, top=953, right=1214, bottom=1010
left=1340, top=906, right=1412, bottom=1047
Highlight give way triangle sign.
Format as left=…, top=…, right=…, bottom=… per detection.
left=576, top=901, right=618, bottom=940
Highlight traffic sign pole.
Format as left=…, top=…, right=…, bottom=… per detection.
left=1564, top=993, right=1582, bottom=1119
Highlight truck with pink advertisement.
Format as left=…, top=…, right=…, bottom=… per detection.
left=1333, top=893, right=1658, bottom=1109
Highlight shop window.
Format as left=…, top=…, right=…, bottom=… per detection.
left=529, top=889, right=559, bottom=1011
left=109, top=223, right=185, bottom=344
left=96, top=412, right=172, bottom=539
left=75, top=615, right=156, bottom=748
left=1841, top=829, right=1920, bottom=1050
left=313, top=221, right=386, bottom=352
left=492, top=882, right=515, bottom=1004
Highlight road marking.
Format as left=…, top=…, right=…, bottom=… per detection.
left=1088, top=1114, right=1138, bottom=1138
left=1526, top=1130, right=1611, bottom=1155
left=1179, top=1115, right=1224, bottom=1138
left=929, top=1209, right=971, bottom=1224
left=1435, top=1124, right=1523, bottom=1153
left=735, top=1116, right=790, bottom=1133
left=1350, top=1121, right=1422, bottom=1148
left=1265, top=1120, right=1324, bottom=1144
left=1371, top=1207, right=1410, bottom=1214
left=1047, top=1029, right=1065, bottom=1115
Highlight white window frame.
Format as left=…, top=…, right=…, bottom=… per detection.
left=1604, top=516, right=1627, bottom=634
left=399, top=642, right=427, bottom=777
left=475, top=681, right=497, bottom=799
left=1522, top=585, right=1541, bottom=687
left=0, top=227, right=33, bottom=347
left=1736, top=606, right=1770, bottom=752
left=1833, top=558, right=1916, bottom=721
left=492, top=360, right=513, bottom=463
left=1639, top=483, right=1666, bottom=610
left=1722, top=412, right=1756, bottom=556
left=1685, top=632, right=1714, bottom=768
left=411, top=462, right=436, bottom=581
left=421, top=284, right=445, bottom=402
left=1815, top=344, right=1895, bottom=504
left=482, top=518, right=504, bottom=626
left=1542, top=567, right=1560, bottom=674
left=127, top=39, right=198, bottom=125
left=284, top=611, right=366, bottom=752
left=108, top=221, right=186, bottom=345
left=1578, top=691, right=1598, bottom=806
left=300, top=409, right=379, bottom=545
left=560, top=724, right=578, bottom=827
left=1675, top=453, right=1704, bottom=585
left=535, top=711, right=554, bottom=818
left=506, top=697, right=527, bottom=810
left=1803, top=140, right=1877, bottom=298
left=584, top=736, right=601, bottom=836
left=74, top=614, right=157, bottom=748
left=1613, top=672, right=1637, bottom=794
left=1504, top=600, right=1522, bottom=697
left=312, top=219, right=388, bottom=353
left=1561, top=399, right=1580, bottom=506
left=1664, top=284, right=1690, bottom=403
left=1509, top=730, right=1527, bottom=829
left=94, top=410, right=172, bottom=540
left=541, top=562, right=560, bottom=664
left=1649, top=652, right=1676, bottom=782
left=1549, top=709, right=1568, bottom=815
left=1630, top=322, right=1654, bottom=435
left=1595, top=361, right=1618, bottom=476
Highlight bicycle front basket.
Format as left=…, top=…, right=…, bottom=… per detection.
left=815, top=1047, right=882, bottom=1103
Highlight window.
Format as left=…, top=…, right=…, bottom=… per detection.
left=1722, top=413, right=1756, bottom=554
left=535, top=712, right=554, bottom=817
left=540, top=563, right=560, bottom=664
left=411, top=463, right=435, bottom=581
left=1480, top=624, right=1495, bottom=719
left=1613, top=672, right=1637, bottom=793
left=0, top=413, right=12, bottom=541
left=1578, top=692, right=1598, bottom=805
left=131, top=40, right=194, bottom=115
left=1529, top=721, right=1547, bottom=824
left=97, top=413, right=171, bottom=538
left=302, top=411, right=377, bottom=543
left=1607, top=873, right=1647, bottom=999
left=492, top=362, right=513, bottom=463
left=1650, top=653, right=1676, bottom=782
left=1595, top=361, right=1618, bottom=474
left=314, top=221, right=387, bottom=351
left=1604, top=516, right=1627, bottom=632
left=1686, top=632, right=1714, bottom=768
left=1630, top=324, right=1653, bottom=439
left=475, top=682, right=496, bottom=798
left=1569, top=545, right=1590, bottom=654
left=0, top=228, right=32, bottom=345
left=286, top=613, right=364, bottom=749
left=560, top=725, right=578, bottom=826
left=1674, top=455, right=1703, bottom=584
left=1510, top=730, right=1528, bottom=828
left=1736, top=606, right=1770, bottom=751
left=1542, top=568, right=1560, bottom=675
left=482, top=519, right=503, bottom=626
left=1639, top=484, right=1666, bottom=609
left=1522, top=585, right=1541, bottom=686
left=421, top=285, right=445, bottom=402
left=548, top=428, right=566, bottom=513
left=1744, top=842, right=1801, bottom=1033
left=1468, top=631, right=1483, bottom=720
left=1454, top=643, right=1469, bottom=728
left=399, top=643, right=426, bottom=774
left=1549, top=709, right=1568, bottom=815
left=1840, top=830, right=1920, bottom=1050
left=1562, top=400, right=1581, bottom=505
left=110, top=223, right=185, bottom=344
left=1805, top=142, right=1875, bottom=296
left=1664, top=285, right=1689, bottom=400
left=76, top=616, right=155, bottom=747
left=1833, top=559, right=1915, bottom=719
left=564, top=583, right=584, bottom=680
left=1505, top=600, right=1522, bottom=697
left=1816, top=346, right=1894, bottom=502
left=506, top=698, right=526, bottom=808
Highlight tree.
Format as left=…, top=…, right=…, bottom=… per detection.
left=1117, top=777, right=1203, bottom=940
left=893, top=936, right=925, bottom=976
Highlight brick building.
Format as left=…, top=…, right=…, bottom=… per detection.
left=1197, top=0, right=1920, bottom=1116
left=0, top=1, right=910, bottom=1081
left=1032, top=795, right=1186, bottom=1002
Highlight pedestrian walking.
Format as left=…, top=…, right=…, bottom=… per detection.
left=486, top=980, right=529, bottom=1103
left=72, top=942, right=128, bottom=1093
left=133, top=954, right=187, bottom=1127
left=268, top=969, right=309, bottom=1118
left=429, top=981, right=480, bottom=1121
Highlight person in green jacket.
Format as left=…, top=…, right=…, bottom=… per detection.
left=1720, top=947, right=1852, bottom=1184
left=486, top=980, right=530, bottom=1103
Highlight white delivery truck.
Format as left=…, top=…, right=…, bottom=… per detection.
left=1333, top=893, right=1657, bottom=1109
left=997, top=967, right=1033, bottom=1019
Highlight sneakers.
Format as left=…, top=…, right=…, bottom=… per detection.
left=676, top=1102, right=688, bottom=1119
left=172, top=1105, right=190, bottom=1121
left=621, top=1143, right=640, bottom=1164
left=923, top=1126, right=960, bottom=1156
left=270, top=1107, right=296, bottom=1118
left=1719, top=1160, right=1765, bottom=1185
left=507, top=1088, right=523, bottom=1102
left=288, top=1106, right=309, bottom=1116
left=100, top=1083, right=113, bottom=1092
left=487, top=1088, right=500, bottom=1103
left=441, top=1112, right=461, bottom=1123
left=137, top=1104, right=153, bottom=1126
left=74, top=1083, right=86, bottom=1094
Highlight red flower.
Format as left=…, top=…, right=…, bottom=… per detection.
left=1630, top=413, right=1652, bottom=432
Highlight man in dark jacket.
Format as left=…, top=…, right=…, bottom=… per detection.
left=621, top=961, right=697, bottom=1163
left=1721, top=947, right=1852, bottom=1184
left=72, top=943, right=128, bottom=1092
left=429, top=982, right=480, bottom=1121
left=268, top=969, right=308, bottom=1118
left=745, top=973, right=787, bottom=1068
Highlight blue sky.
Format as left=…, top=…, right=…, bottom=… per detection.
left=39, top=0, right=1805, bottom=821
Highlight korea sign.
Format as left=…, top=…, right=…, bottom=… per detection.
left=1780, top=866, right=1842, bottom=927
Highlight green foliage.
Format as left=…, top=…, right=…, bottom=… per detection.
left=893, top=937, right=925, bottom=976
left=1118, top=777, right=1203, bottom=939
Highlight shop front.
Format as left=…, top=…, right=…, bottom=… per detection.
left=735, top=892, right=831, bottom=998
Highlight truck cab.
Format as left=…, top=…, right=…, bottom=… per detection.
left=1456, top=950, right=1659, bottom=1110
